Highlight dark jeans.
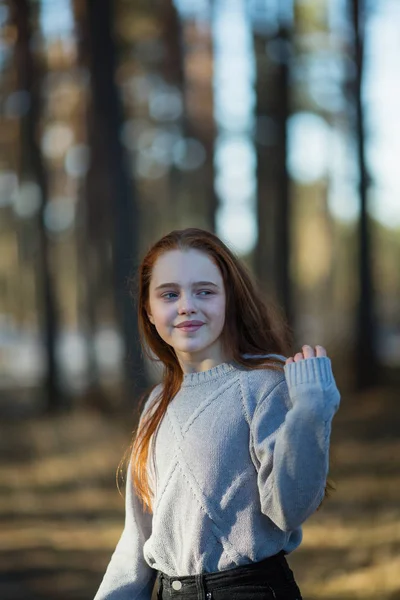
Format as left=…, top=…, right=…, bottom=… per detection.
left=155, top=550, right=303, bottom=600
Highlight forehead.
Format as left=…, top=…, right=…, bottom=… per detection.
left=150, top=249, right=222, bottom=284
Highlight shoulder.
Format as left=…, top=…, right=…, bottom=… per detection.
left=148, top=382, right=163, bottom=401
left=241, top=354, right=287, bottom=389
left=239, top=354, right=291, bottom=416
left=140, top=383, right=163, bottom=421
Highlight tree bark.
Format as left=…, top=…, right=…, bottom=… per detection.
left=84, top=0, right=147, bottom=401
left=350, top=0, right=380, bottom=389
left=12, top=0, right=63, bottom=411
left=253, top=21, right=292, bottom=327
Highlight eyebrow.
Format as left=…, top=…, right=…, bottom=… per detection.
left=154, top=281, right=219, bottom=291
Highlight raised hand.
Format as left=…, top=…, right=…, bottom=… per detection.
left=285, top=345, right=327, bottom=365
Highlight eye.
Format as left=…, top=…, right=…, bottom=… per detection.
left=161, top=290, right=213, bottom=300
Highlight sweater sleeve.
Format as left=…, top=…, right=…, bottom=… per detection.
left=250, top=356, right=341, bottom=532
left=93, top=389, right=161, bottom=600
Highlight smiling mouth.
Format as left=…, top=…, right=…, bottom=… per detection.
left=176, top=324, right=204, bottom=332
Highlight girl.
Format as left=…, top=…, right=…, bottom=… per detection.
left=94, top=227, right=341, bottom=600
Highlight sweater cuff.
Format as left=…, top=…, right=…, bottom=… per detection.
left=283, top=356, right=334, bottom=389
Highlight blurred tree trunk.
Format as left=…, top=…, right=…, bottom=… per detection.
left=253, top=20, right=292, bottom=327
left=161, top=0, right=217, bottom=231
left=160, top=0, right=185, bottom=108
left=273, top=24, right=291, bottom=326
left=81, top=0, right=147, bottom=403
left=158, top=0, right=189, bottom=227
left=349, top=0, right=380, bottom=389
left=73, top=0, right=113, bottom=410
left=12, top=0, right=63, bottom=411
left=180, top=19, right=218, bottom=231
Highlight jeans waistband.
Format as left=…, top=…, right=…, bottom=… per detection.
left=156, top=550, right=293, bottom=592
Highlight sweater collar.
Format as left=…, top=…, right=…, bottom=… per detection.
left=181, top=360, right=238, bottom=387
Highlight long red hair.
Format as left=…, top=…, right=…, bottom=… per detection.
left=118, top=228, right=334, bottom=512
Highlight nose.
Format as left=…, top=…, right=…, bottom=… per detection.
left=177, top=293, right=197, bottom=314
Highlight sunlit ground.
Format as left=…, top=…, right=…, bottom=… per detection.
left=0, top=386, right=399, bottom=600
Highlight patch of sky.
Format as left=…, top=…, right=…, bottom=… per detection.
left=363, top=1, right=400, bottom=227
left=39, top=0, right=74, bottom=40
left=212, top=0, right=257, bottom=255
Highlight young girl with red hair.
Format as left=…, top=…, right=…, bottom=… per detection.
left=94, top=228, right=341, bottom=600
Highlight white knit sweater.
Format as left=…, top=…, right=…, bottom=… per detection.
left=94, top=355, right=341, bottom=599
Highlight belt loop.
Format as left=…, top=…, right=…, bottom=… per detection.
left=157, top=571, right=164, bottom=599
left=195, top=572, right=207, bottom=599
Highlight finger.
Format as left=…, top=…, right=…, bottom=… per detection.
left=302, top=345, right=315, bottom=359
left=294, top=352, right=304, bottom=362
left=285, top=357, right=294, bottom=365
left=315, top=345, right=327, bottom=357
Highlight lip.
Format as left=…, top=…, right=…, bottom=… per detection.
left=175, top=321, right=204, bottom=332
left=175, top=321, right=205, bottom=328
left=177, top=324, right=204, bottom=332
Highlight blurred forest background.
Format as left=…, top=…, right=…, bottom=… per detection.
left=0, top=0, right=399, bottom=598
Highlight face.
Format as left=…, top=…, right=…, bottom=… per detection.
left=147, top=249, right=228, bottom=370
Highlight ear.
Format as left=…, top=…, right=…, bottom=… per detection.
left=147, top=312, right=155, bottom=325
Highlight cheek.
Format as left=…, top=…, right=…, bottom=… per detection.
left=155, top=305, right=175, bottom=326
left=211, top=298, right=226, bottom=322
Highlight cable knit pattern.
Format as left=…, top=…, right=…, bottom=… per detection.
left=94, top=355, right=341, bottom=599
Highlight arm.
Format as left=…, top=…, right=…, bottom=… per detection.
left=94, top=388, right=161, bottom=600
left=250, top=356, right=340, bottom=532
